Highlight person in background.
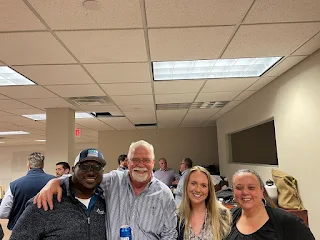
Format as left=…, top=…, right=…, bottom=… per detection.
left=34, top=140, right=177, bottom=239
left=55, top=161, right=71, bottom=177
left=116, top=154, right=128, bottom=171
left=0, top=152, right=55, bottom=230
left=154, top=157, right=180, bottom=187
left=227, top=169, right=315, bottom=240
left=174, top=157, right=193, bottom=205
left=10, top=148, right=106, bottom=240
left=177, top=166, right=231, bottom=239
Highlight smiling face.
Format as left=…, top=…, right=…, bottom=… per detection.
left=233, top=172, right=264, bottom=210
left=187, top=171, right=209, bottom=206
left=128, top=146, right=154, bottom=184
left=73, top=160, right=103, bottom=190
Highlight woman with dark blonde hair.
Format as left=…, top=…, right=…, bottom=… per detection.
left=177, top=166, right=231, bottom=239
left=227, top=169, right=315, bottom=240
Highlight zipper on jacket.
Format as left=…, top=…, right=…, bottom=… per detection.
left=87, top=217, right=90, bottom=224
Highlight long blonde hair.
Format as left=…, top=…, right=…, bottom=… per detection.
left=178, top=166, right=231, bottom=239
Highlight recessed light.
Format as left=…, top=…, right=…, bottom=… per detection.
left=22, top=112, right=94, bottom=121
left=34, top=140, right=46, bottom=142
left=0, top=131, right=29, bottom=136
left=0, top=66, right=36, bottom=86
left=152, top=57, right=282, bottom=80
left=83, top=0, right=102, bottom=10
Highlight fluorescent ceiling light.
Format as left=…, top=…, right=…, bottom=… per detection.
left=22, top=112, right=94, bottom=121
left=152, top=57, right=282, bottom=80
left=34, top=140, right=46, bottom=142
left=0, top=66, right=35, bottom=86
left=0, top=142, right=5, bottom=143
left=0, top=131, right=29, bottom=136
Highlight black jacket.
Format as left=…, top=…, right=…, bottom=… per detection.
left=9, top=177, right=106, bottom=240
left=229, top=206, right=315, bottom=240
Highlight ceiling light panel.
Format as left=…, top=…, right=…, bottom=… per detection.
left=0, top=131, right=30, bottom=135
left=153, top=57, right=282, bottom=80
left=0, top=66, right=35, bottom=86
left=22, top=112, right=94, bottom=120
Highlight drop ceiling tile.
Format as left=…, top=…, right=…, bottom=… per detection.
left=45, top=84, right=105, bottom=97
left=196, top=92, right=240, bottom=102
left=214, top=101, right=242, bottom=118
left=293, top=32, right=320, bottom=55
left=265, top=56, right=307, bottom=77
left=119, top=105, right=155, bottom=112
left=28, top=0, right=143, bottom=29
left=149, top=26, right=235, bottom=61
left=76, top=118, right=114, bottom=131
left=13, top=65, right=94, bottom=85
left=0, top=94, right=10, bottom=100
left=99, top=117, right=135, bottom=130
left=124, top=111, right=156, bottom=124
left=0, top=86, right=57, bottom=99
left=5, top=108, right=45, bottom=115
left=244, top=0, right=320, bottom=23
left=202, top=78, right=258, bottom=92
left=84, top=63, right=151, bottom=83
left=0, top=116, right=45, bottom=129
left=0, top=32, right=76, bottom=65
left=157, top=109, right=187, bottom=128
left=0, top=0, right=46, bottom=31
left=0, top=100, right=31, bottom=110
left=222, top=23, right=320, bottom=58
left=155, top=93, right=197, bottom=104
left=0, top=61, right=4, bottom=66
left=56, top=30, right=148, bottom=63
left=146, top=0, right=254, bottom=27
left=100, top=83, right=152, bottom=96
left=154, top=80, right=204, bottom=94
left=180, top=109, right=219, bottom=127
left=111, top=95, right=154, bottom=105
left=235, top=91, right=256, bottom=101
left=20, top=98, right=74, bottom=110
left=247, top=77, right=276, bottom=91
left=0, top=111, right=14, bottom=116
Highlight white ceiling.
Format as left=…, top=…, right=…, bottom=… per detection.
left=0, top=0, right=319, bottom=146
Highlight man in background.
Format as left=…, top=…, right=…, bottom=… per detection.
left=116, top=154, right=128, bottom=171
left=173, top=157, right=193, bottom=206
left=10, top=149, right=106, bottom=240
left=55, top=161, right=71, bottom=177
left=154, top=158, right=180, bottom=187
left=0, top=152, right=55, bottom=230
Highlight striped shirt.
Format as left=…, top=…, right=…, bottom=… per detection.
left=100, top=170, right=178, bottom=239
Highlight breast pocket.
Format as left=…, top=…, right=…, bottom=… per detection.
left=138, top=201, right=163, bottom=234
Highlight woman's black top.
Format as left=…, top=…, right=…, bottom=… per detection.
left=227, top=218, right=278, bottom=240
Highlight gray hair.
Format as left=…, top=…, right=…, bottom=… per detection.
left=158, top=157, right=167, bottom=163
left=127, top=140, right=155, bottom=160
left=182, top=157, right=193, bottom=168
left=232, top=169, right=264, bottom=189
left=28, top=152, right=45, bottom=169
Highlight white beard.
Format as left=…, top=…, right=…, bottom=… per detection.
left=131, top=167, right=149, bottom=182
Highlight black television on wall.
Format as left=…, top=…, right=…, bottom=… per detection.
left=228, top=120, right=278, bottom=165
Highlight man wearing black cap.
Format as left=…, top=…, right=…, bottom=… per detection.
left=10, top=149, right=106, bottom=240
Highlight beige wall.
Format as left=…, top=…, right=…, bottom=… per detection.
left=217, top=49, right=320, bottom=238
left=98, top=127, right=219, bottom=172
left=0, top=142, right=97, bottom=191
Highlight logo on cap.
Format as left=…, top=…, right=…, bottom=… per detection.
left=87, top=149, right=99, bottom=158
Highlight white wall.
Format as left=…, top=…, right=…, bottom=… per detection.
left=0, top=142, right=97, bottom=191
left=217, top=50, right=320, bottom=238
left=98, top=127, right=219, bottom=172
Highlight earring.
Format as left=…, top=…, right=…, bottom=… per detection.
left=262, top=198, right=267, bottom=206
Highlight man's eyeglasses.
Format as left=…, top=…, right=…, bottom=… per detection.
left=78, top=163, right=104, bottom=172
left=131, top=158, right=152, bottom=164
left=180, top=162, right=186, bottom=165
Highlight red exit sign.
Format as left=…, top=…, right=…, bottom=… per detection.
left=75, top=129, right=81, bottom=137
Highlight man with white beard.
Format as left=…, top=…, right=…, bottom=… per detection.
left=34, top=140, right=177, bottom=239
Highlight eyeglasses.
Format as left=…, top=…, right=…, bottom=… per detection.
left=130, top=158, right=152, bottom=164
left=180, top=162, right=186, bottom=165
left=78, top=163, right=104, bottom=172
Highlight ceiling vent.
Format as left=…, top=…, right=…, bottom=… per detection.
left=68, top=96, right=111, bottom=106
left=156, top=101, right=228, bottom=110
left=135, top=123, right=157, bottom=128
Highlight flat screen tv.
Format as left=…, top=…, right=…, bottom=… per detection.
left=228, top=120, right=278, bottom=165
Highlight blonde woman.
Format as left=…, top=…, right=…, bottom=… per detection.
left=177, top=166, right=231, bottom=239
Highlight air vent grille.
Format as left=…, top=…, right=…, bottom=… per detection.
left=68, top=96, right=111, bottom=106
left=156, top=101, right=228, bottom=110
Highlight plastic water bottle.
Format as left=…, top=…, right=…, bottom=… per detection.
left=120, top=225, right=132, bottom=240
